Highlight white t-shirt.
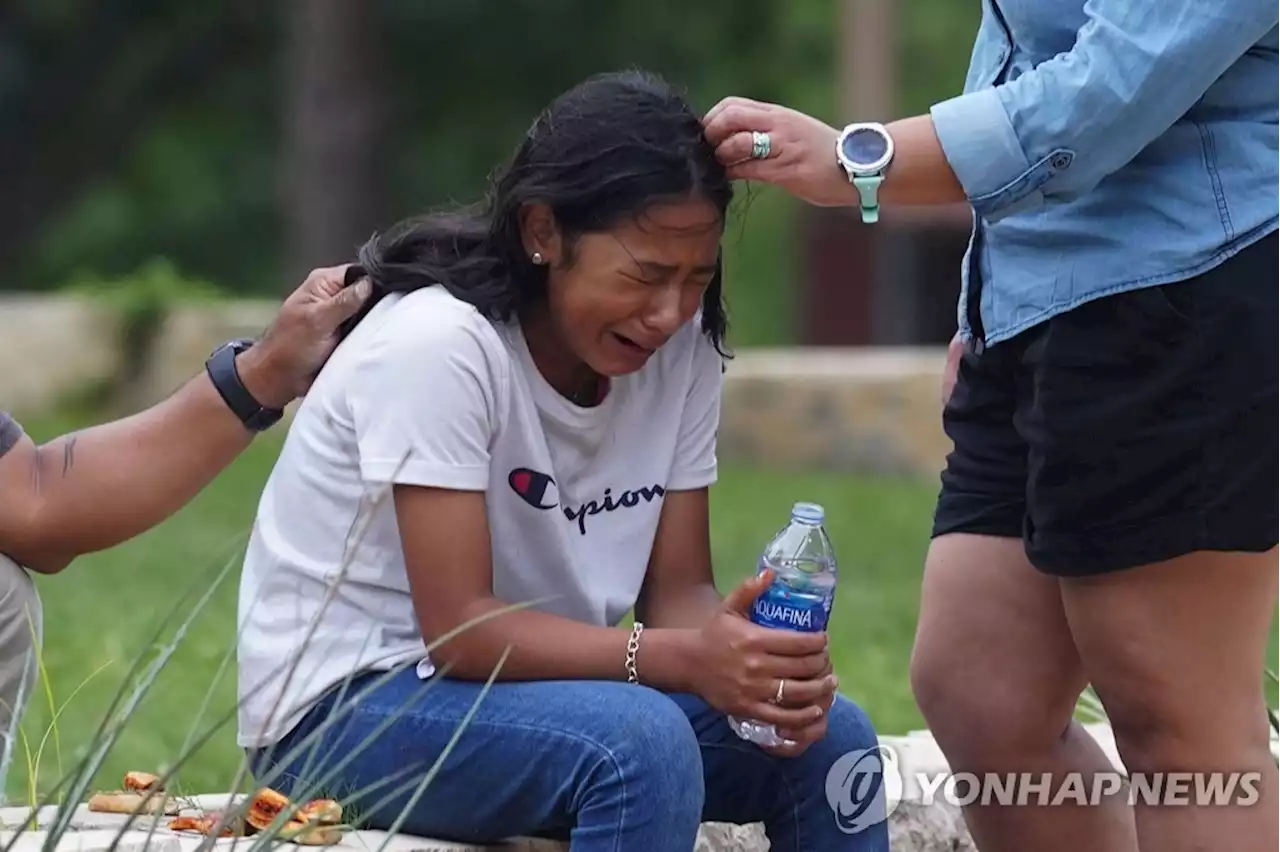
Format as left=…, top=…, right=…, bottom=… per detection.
left=235, top=286, right=724, bottom=748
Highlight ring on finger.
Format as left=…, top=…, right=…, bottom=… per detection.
left=774, top=678, right=786, bottom=704
left=750, top=130, right=772, bottom=159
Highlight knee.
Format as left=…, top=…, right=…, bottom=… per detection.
left=586, top=686, right=704, bottom=816
left=0, top=555, right=41, bottom=663
left=0, top=555, right=40, bottom=638
left=1100, top=686, right=1267, bottom=775
left=820, top=695, right=880, bottom=758
left=798, top=695, right=884, bottom=794
left=910, top=651, right=1075, bottom=764
left=0, top=555, right=42, bottom=733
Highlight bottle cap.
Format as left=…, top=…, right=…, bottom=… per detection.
left=791, top=501, right=825, bottom=524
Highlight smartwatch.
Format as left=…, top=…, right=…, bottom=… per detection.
left=205, top=338, right=284, bottom=432
left=835, top=122, right=895, bottom=224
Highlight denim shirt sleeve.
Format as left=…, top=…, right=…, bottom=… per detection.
left=929, top=0, right=1279, bottom=222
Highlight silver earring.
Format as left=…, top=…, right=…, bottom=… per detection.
left=531, top=252, right=544, bottom=264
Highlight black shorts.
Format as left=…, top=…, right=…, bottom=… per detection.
left=932, top=229, right=1279, bottom=577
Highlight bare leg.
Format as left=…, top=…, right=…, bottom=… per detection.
left=1061, top=548, right=1278, bottom=852
left=910, top=533, right=1138, bottom=852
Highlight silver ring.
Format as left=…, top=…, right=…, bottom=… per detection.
left=774, top=678, right=786, bottom=704
left=750, top=130, right=772, bottom=160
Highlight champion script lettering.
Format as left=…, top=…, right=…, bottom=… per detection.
left=507, top=467, right=665, bottom=535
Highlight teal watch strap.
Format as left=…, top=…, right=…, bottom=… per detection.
left=852, top=174, right=883, bottom=224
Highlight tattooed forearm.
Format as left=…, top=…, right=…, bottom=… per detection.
left=25, top=434, right=77, bottom=495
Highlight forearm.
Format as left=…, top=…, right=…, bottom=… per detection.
left=1, top=267, right=367, bottom=573
left=5, top=374, right=254, bottom=571
left=879, top=114, right=968, bottom=207
left=822, top=6, right=1275, bottom=218
left=426, top=596, right=700, bottom=690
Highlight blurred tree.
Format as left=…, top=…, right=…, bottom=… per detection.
left=281, top=0, right=387, bottom=288
left=0, top=1, right=276, bottom=292
left=0, top=0, right=979, bottom=315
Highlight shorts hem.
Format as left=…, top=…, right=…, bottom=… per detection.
left=930, top=484, right=1024, bottom=541
left=929, top=514, right=1021, bottom=542
left=1026, top=512, right=1279, bottom=578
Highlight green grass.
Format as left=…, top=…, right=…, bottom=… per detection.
left=8, top=409, right=1278, bottom=804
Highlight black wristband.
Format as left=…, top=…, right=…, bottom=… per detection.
left=205, top=339, right=284, bottom=433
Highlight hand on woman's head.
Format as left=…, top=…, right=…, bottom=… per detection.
left=342, top=70, right=738, bottom=382
left=702, top=97, right=857, bottom=208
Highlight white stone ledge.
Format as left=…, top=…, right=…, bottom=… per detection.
left=0, top=829, right=180, bottom=852
left=0, top=725, right=1169, bottom=852
left=719, top=346, right=951, bottom=477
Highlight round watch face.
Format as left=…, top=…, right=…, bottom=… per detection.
left=841, top=127, right=889, bottom=168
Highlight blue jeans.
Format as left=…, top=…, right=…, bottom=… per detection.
left=249, top=666, right=890, bottom=851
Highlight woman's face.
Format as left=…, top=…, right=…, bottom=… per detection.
left=533, top=196, right=723, bottom=378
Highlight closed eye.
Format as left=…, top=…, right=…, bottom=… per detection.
left=636, top=260, right=718, bottom=278
left=622, top=273, right=712, bottom=289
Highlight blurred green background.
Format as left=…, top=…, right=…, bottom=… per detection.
left=1, top=0, right=982, bottom=347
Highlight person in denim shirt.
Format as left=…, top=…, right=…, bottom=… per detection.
left=704, top=2, right=1277, bottom=850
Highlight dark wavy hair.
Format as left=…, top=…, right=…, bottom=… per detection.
left=336, top=69, right=734, bottom=355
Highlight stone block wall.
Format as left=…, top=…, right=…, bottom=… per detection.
left=0, top=295, right=952, bottom=478
left=720, top=347, right=950, bottom=478
left=0, top=295, right=125, bottom=415
left=137, top=300, right=283, bottom=406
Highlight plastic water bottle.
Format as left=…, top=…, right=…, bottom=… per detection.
left=728, top=501, right=837, bottom=748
